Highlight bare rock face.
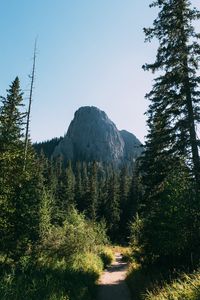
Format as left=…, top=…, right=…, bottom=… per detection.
left=120, top=130, right=143, bottom=163
left=53, top=106, right=143, bottom=166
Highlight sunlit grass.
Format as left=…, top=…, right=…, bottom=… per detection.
left=146, top=271, right=200, bottom=300
left=0, top=251, right=103, bottom=300
left=126, top=259, right=200, bottom=300
left=99, top=247, right=115, bottom=268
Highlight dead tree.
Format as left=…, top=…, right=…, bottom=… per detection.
left=24, top=40, right=37, bottom=171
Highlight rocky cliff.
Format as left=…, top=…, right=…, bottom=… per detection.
left=53, top=106, right=143, bottom=166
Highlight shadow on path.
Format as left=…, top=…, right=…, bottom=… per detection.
left=97, top=253, right=132, bottom=300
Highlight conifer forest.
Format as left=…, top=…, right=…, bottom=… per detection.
left=0, top=1, right=200, bottom=299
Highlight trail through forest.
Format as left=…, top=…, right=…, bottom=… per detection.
left=97, top=253, right=131, bottom=300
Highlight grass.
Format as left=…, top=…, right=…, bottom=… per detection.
left=126, top=262, right=164, bottom=300
left=126, top=259, right=200, bottom=300
left=146, top=271, right=200, bottom=300
left=0, top=244, right=116, bottom=300
left=0, top=252, right=103, bottom=300
left=99, top=247, right=115, bottom=268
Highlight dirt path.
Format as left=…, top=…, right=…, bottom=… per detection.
left=97, top=253, right=132, bottom=300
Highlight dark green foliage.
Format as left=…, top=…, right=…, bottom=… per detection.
left=119, top=167, right=131, bottom=241
left=138, top=163, right=198, bottom=265
left=53, top=160, right=76, bottom=223
left=37, top=154, right=138, bottom=243
left=0, top=266, right=99, bottom=300
left=64, top=161, right=75, bottom=207
left=134, top=0, right=200, bottom=267
left=143, top=0, right=200, bottom=185
left=33, top=137, right=63, bottom=158
left=103, top=169, right=120, bottom=241
left=74, top=162, right=84, bottom=211
left=0, top=206, right=108, bottom=300
left=0, top=78, right=41, bottom=262
left=86, top=162, right=98, bottom=220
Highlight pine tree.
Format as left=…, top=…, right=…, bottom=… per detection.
left=119, top=166, right=131, bottom=241
left=86, top=162, right=98, bottom=220
left=81, top=162, right=90, bottom=212
left=65, top=161, right=75, bottom=207
left=104, top=168, right=120, bottom=242
left=137, top=0, right=200, bottom=266
left=128, top=168, right=140, bottom=219
left=0, top=77, right=25, bottom=187
left=143, top=0, right=200, bottom=188
left=0, top=78, right=26, bottom=259
left=0, top=78, right=41, bottom=262
left=75, top=162, right=84, bottom=211
left=54, top=160, right=75, bottom=222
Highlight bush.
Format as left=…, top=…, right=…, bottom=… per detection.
left=99, top=248, right=114, bottom=268
left=41, top=207, right=108, bottom=261
left=0, top=207, right=109, bottom=300
left=72, top=252, right=104, bottom=277
left=121, top=248, right=133, bottom=262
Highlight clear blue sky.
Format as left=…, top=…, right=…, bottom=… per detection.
left=0, top=0, right=199, bottom=143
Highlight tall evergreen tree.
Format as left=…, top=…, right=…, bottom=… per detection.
left=75, top=162, right=84, bottom=211
left=0, top=78, right=41, bottom=262
left=143, top=0, right=200, bottom=188
left=81, top=162, right=90, bottom=212
left=65, top=161, right=75, bottom=207
left=104, top=168, right=120, bottom=241
left=54, top=161, right=75, bottom=222
left=0, top=78, right=26, bottom=258
left=137, top=0, right=200, bottom=266
left=119, top=166, right=131, bottom=241
left=86, top=162, right=98, bottom=220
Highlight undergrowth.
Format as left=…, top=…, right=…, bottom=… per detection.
left=146, top=270, right=200, bottom=300
left=127, top=261, right=200, bottom=300
left=99, top=247, right=114, bottom=268
left=0, top=207, right=109, bottom=300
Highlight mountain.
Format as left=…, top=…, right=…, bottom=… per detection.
left=120, top=130, right=142, bottom=162
left=53, top=106, right=143, bottom=166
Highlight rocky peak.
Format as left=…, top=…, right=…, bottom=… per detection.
left=53, top=106, right=143, bottom=166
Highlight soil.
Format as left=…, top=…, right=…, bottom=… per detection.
left=97, top=253, right=132, bottom=300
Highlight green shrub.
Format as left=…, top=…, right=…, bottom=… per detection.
left=72, top=252, right=103, bottom=277
left=99, top=248, right=114, bottom=268
left=121, top=248, right=133, bottom=262
left=0, top=207, right=108, bottom=300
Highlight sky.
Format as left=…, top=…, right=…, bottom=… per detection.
left=0, top=0, right=199, bottom=143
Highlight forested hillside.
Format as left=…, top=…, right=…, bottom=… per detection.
left=34, top=137, right=63, bottom=158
